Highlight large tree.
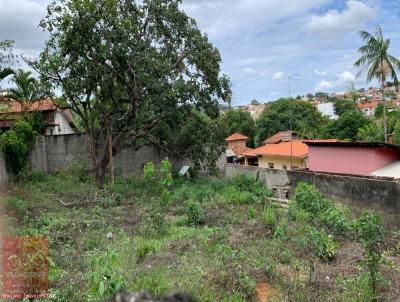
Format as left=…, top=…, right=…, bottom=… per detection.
left=31, top=0, right=231, bottom=184
left=255, top=98, right=325, bottom=145
left=327, top=110, right=371, bottom=141
left=355, top=26, right=400, bottom=143
left=219, top=109, right=256, bottom=147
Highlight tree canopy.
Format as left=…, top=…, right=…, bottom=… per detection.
left=255, top=99, right=325, bottom=145
left=32, top=0, right=231, bottom=184
left=219, top=109, right=256, bottom=147
left=327, top=110, right=371, bottom=141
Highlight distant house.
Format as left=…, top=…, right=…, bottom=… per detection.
left=305, top=140, right=400, bottom=178
left=0, top=99, right=77, bottom=136
left=263, top=131, right=302, bottom=145
left=317, top=102, right=338, bottom=120
left=357, top=101, right=379, bottom=116
left=246, top=140, right=308, bottom=170
left=225, top=133, right=258, bottom=166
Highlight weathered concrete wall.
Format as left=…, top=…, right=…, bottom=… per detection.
left=225, top=164, right=400, bottom=225
left=0, top=152, right=8, bottom=188
left=28, top=134, right=194, bottom=176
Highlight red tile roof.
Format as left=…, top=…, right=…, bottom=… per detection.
left=225, top=132, right=249, bottom=142
left=250, top=140, right=308, bottom=158
left=263, top=131, right=299, bottom=145
left=232, top=145, right=257, bottom=157
left=0, top=99, right=57, bottom=113
left=357, top=101, right=379, bottom=110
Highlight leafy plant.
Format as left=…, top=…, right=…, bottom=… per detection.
left=135, top=240, right=157, bottom=263
left=5, top=196, right=28, bottom=219
left=0, top=120, right=37, bottom=175
left=186, top=200, right=205, bottom=226
left=355, top=212, right=385, bottom=300
left=247, top=206, right=257, bottom=220
left=320, top=205, right=352, bottom=235
left=309, top=228, right=338, bottom=261
left=294, top=182, right=332, bottom=214
left=88, top=250, right=125, bottom=300
left=261, top=206, right=278, bottom=230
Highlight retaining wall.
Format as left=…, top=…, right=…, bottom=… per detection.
left=225, top=164, right=400, bottom=225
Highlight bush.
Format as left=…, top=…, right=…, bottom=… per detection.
left=186, top=200, right=205, bottom=226
left=320, top=205, right=352, bottom=235
left=288, top=201, right=311, bottom=223
left=294, top=182, right=332, bottom=214
left=135, top=240, right=157, bottom=263
left=5, top=196, right=28, bottom=219
left=224, top=186, right=256, bottom=204
left=0, top=120, right=37, bottom=175
left=355, top=212, right=385, bottom=299
left=261, top=206, right=278, bottom=229
left=247, top=206, right=257, bottom=220
left=228, top=174, right=272, bottom=200
left=309, top=228, right=338, bottom=261
left=88, top=249, right=125, bottom=300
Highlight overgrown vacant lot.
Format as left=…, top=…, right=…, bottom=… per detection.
left=2, top=162, right=400, bottom=302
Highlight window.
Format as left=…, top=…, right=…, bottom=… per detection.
left=282, top=165, right=287, bottom=170
left=291, top=166, right=299, bottom=170
left=268, top=163, right=274, bottom=169
left=49, top=128, right=53, bottom=136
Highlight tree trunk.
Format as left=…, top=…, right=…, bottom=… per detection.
left=382, top=78, right=388, bottom=143
left=107, top=124, right=115, bottom=185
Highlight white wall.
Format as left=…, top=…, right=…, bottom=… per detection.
left=45, top=111, right=75, bottom=136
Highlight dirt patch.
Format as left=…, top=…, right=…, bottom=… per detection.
left=257, top=282, right=277, bottom=302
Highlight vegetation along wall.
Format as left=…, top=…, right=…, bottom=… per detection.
left=225, top=164, right=400, bottom=225
left=27, top=134, right=196, bottom=177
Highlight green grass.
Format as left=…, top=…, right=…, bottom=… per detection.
left=2, top=172, right=399, bottom=302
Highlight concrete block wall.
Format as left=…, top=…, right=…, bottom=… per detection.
left=224, top=164, right=400, bottom=225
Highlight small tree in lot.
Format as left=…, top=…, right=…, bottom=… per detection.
left=355, top=212, right=385, bottom=301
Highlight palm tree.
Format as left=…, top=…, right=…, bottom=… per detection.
left=7, top=70, right=41, bottom=111
left=355, top=26, right=400, bottom=143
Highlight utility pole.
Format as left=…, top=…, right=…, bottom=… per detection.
left=288, top=77, right=299, bottom=170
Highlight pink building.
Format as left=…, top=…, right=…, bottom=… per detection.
left=305, top=141, right=400, bottom=177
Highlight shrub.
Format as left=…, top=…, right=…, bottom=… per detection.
left=88, top=249, right=125, bottom=300
left=5, top=196, right=28, bottom=219
left=0, top=120, right=36, bottom=175
left=355, top=212, right=385, bottom=299
left=186, top=200, right=205, bottom=226
left=261, top=206, right=278, bottom=229
left=288, top=201, right=311, bottom=223
left=320, top=205, right=352, bottom=235
left=224, top=187, right=256, bottom=204
left=273, top=220, right=287, bottom=239
left=309, top=228, right=338, bottom=261
left=247, top=206, right=257, bottom=220
left=294, top=182, right=332, bottom=214
left=67, top=161, right=91, bottom=182
left=135, top=240, right=157, bottom=263
left=228, top=174, right=272, bottom=200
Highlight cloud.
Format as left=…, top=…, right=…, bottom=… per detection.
left=305, top=0, right=376, bottom=39
left=273, top=72, right=284, bottom=79
left=338, top=71, right=356, bottom=82
left=242, top=67, right=263, bottom=77
left=314, top=69, right=327, bottom=76
left=183, top=0, right=329, bottom=39
left=0, top=0, right=49, bottom=49
left=315, top=71, right=356, bottom=91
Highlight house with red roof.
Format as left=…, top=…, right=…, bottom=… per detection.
left=225, top=133, right=258, bottom=166
left=244, top=140, right=309, bottom=170
left=304, top=140, right=400, bottom=178
left=0, top=99, right=77, bottom=136
left=263, top=131, right=303, bottom=145
left=357, top=101, right=379, bottom=116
